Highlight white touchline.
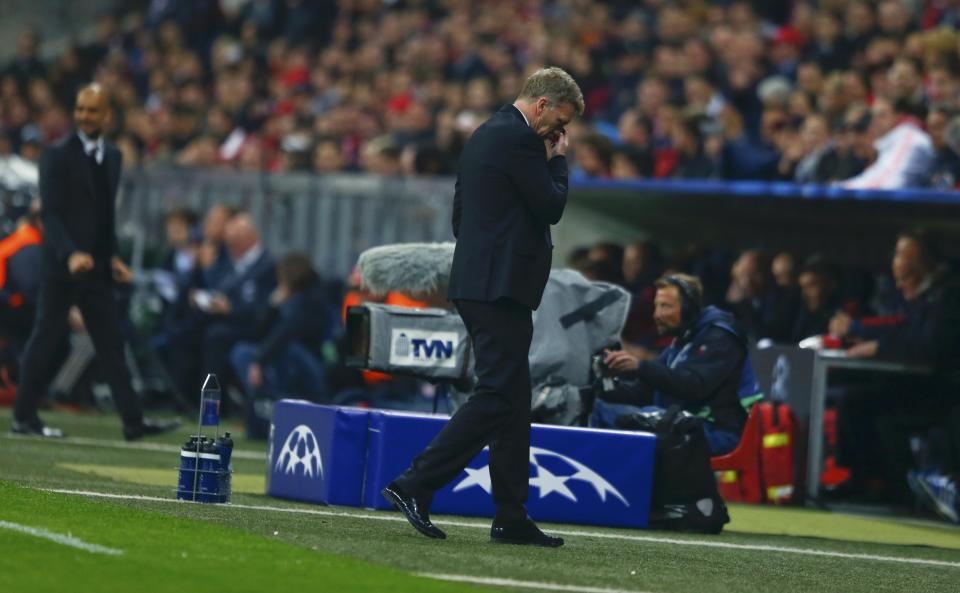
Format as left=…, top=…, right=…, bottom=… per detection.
left=0, top=520, right=123, bottom=556
left=418, top=572, right=652, bottom=593
left=1, top=434, right=264, bottom=460
left=41, top=488, right=960, bottom=570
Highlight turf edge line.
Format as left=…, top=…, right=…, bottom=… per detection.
left=41, top=488, right=960, bottom=569
left=418, top=572, right=652, bottom=593
left=0, top=519, right=124, bottom=555
left=0, top=434, right=264, bottom=460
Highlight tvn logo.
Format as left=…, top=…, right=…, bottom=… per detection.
left=389, top=329, right=458, bottom=369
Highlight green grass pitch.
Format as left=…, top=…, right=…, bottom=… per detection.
left=1, top=409, right=958, bottom=593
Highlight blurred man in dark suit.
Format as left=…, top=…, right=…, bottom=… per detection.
left=383, top=68, right=583, bottom=547
left=191, top=212, right=277, bottom=393
left=11, top=83, right=179, bottom=439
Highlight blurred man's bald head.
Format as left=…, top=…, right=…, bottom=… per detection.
left=224, top=212, right=260, bottom=259
left=75, top=82, right=111, bottom=139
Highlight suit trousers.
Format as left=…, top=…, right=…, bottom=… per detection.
left=14, top=275, right=143, bottom=428
left=396, top=298, right=534, bottom=522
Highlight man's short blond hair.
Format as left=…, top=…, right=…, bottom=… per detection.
left=517, top=67, right=585, bottom=115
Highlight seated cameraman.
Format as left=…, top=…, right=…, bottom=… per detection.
left=591, top=274, right=755, bottom=455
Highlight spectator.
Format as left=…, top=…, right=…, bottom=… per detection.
left=4, top=29, right=46, bottom=88
left=573, top=132, right=614, bottom=180
left=565, top=246, right=591, bottom=275
left=312, top=137, right=348, bottom=173
left=829, top=230, right=960, bottom=505
left=611, top=146, right=653, bottom=179
left=927, top=65, right=960, bottom=110
left=231, top=252, right=330, bottom=436
left=813, top=104, right=872, bottom=183
left=615, top=108, right=655, bottom=176
left=725, top=248, right=799, bottom=342
left=842, top=97, right=935, bottom=189
left=830, top=229, right=960, bottom=364
left=670, top=114, right=716, bottom=179
left=198, top=202, right=237, bottom=288
left=190, top=212, right=277, bottom=392
left=721, top=107, right=787, bottom=180
left=0, top=202, right=42, bottom=345
left=150, top=207, right=203, bottom=398
left=790, top=257, right=842, bottom=342
left=620, top=239, right=665, bottom=355
left=772, top=251, right=797, bottom=289
left=361, top=136, right=402, bottom=177
left=926, top=107, right=960, bottom=189
left=788, top=113, right=831, bottom=183
left=583, top=242, right=625, bottom=285
left=810, top=11, right=852, bottom=72
left=887, top=57, right=928, bottom=119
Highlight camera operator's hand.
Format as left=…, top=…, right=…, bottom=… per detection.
left=604, top=349, right=640, bottom=374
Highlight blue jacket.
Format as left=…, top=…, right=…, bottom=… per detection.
left=630, top=306, right=759, bottom=433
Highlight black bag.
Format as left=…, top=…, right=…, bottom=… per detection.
left=616, top=405, right=730, bottom=534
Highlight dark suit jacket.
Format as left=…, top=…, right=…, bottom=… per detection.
left=38, top=132, right=122, bottom=280
left=209, top=249, right=278, bottom=325
left=447, top=105, right=569, bottom=310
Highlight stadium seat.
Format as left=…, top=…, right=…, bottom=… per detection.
left=711, top=405, right=763, bottom=504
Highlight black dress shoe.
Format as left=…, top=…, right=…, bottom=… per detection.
left=10, top=420, right=65, bottom=438
left=123, top=417, right=182, bottom=441
left=381, top=481, right=447, bottom=540
left=491, top=517, right=564, bottom=547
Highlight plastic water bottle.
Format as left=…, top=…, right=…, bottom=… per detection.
left=177, top=435, right=200, bottom=501
left=200, top=373, right=221, bottom=427
left=197, top=438, right=222, bottom=503
left=217, top=432, right=234, bottom=502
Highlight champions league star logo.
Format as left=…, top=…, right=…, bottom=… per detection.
left=275, top=425, right=324, bottom=479
left=452, top=446, right=630, bottom=507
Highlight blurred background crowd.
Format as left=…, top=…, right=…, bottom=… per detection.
left=4, top=0, right=960, bottom=188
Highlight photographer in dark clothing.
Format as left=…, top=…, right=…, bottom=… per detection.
left=592, top=274, right=758, bottom=455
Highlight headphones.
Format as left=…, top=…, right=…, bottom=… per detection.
left=663, top=274, right=702, bottom=324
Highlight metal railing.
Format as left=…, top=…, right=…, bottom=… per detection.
left=117, top=168, right=456, bottom=279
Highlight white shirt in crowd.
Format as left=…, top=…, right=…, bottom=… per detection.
left=842, top=122, right=934, bottom=190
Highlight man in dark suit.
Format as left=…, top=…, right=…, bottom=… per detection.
left=11, top=83, right=179, bottom=440
left=190, top=212, right=277, bottom=392
left=383, top=68, right=583, bottom=547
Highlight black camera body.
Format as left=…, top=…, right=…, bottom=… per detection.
left=591, top=353, right=609, bottom=378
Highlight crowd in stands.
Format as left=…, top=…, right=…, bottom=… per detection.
left=3, top=0, right=960, bottom=188
left=567, top=231, right=960, bottom=366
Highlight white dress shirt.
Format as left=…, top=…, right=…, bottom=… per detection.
left=77, top=130, right=105, bottom=164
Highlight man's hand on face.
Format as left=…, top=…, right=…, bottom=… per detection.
left=68, top=251, right=95, bottom=276
left=545, top=127, right=568, bottom=160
